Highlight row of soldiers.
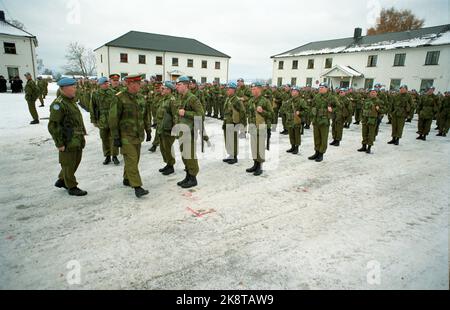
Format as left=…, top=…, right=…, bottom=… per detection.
left=45, top=74, right=449, bottom=198
left=22, top=73, right=49, bottom=124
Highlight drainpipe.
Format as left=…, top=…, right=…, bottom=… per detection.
left=163, top=51, right=166, bottom=81
left=30, top=38, right=36, bottom=79
left=107, top=46, right=111, bottom=77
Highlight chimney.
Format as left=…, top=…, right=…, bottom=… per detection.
left=0, top=11, right=5, bottom=22
left=354, top=27, right=362, bottom=40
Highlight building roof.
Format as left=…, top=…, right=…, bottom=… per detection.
left=272, top=24, right=450, bottom=58
left=0, top=19, right=36, bottom=38
left=321, top=65, right=363, bottom=78
left=95, top=31, right=231, bottom=58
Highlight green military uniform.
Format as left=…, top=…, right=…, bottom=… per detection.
left=390, top=92, right=412, bottom=142
left=109, top=89, right=151, bottom=188
left=342, top=94, right=354, bottom=128
left=272, top=89, right=284, bottom=130
left=331, top=95, right=344, bottom=145
left=310, top=92, right=336, bottom=158
left=281, top=94, right=308, bottom=152
left=417, top=93, right=439, bottom=138
left=90, top=87, right=119, bottom=158
left=247, top=95, right=274, bottom=164
left=236, top=84, right=253, bottom=135
left=351, top=92, right=362, bottom=124
left=223, top=92, right=247, bottom=160
left=156, top=93, right=179, bottom=168
left=361, top=96, right=382, bottom=149
left=437, top=95, right=450, bottom=136
left=37, top=78, right=47, bottom=106
left=25, top=78, right=40, bottom=122
left=48, top=94, right=87, bottom=189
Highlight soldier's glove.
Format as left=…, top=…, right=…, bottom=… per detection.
left=146, top=130, right=152, bottom=142
left=113, top=138, right=122, bottom=148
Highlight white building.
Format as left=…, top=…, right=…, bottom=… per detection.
left=95, top=31, right=231, bottom=83
left=0, top=11, right=38, bottom=85
left=271, top=25, right=450, bottom=92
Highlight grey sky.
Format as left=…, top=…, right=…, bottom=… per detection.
left=1, top=0, right=448, bottom=80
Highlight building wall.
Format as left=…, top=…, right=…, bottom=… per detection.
left=95, top=46, right=229, bottom=83
left=0, top=34, right=37, bottom=85
left=272, top=45, right=450, bottom=92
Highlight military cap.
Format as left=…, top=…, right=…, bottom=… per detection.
left=291, top=86, right=300, bottom=91
left=24, top=72, right=32, bottom=77
left=164, top=81, right=175, bottom=90
left=427, top=86, right=435, bottom=90
left=57, top=78, right=77, bottom=87
left=369, top=88, right=379, bottom=92
left=190, top=79, right=197, bottom=84
left=125, top=74, right=142, bottom=82
left=176, top=76, right=190, bottom=83
left=109, top=74, right=120, bottom=81
left=237, top=78, right=245, bottom=82
left=399, top=84, right=408, bottom=90
left=319, top=82, right=329, bottom=88
left=374, top=83, right=382, bottom=88
left=98, top=77, right=109, bottom=85
left=251, top=81, right=263, bottom=87
left=227, top=82, right=237, bottom=89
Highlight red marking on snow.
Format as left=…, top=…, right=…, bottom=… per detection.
left=182, top=192, right=199, bottom=201
left=186, top=207, right=216, bottom=218
left=5, top=235, right=14, bottom=240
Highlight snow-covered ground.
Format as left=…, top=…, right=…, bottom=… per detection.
left=0, top=83, right=448, bottom=290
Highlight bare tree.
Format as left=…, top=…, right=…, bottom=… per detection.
left=367, top=7, right=424, bottom=36
left=64, top=42, right=97, bottom=77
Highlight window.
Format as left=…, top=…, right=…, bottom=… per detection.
left=420, top=79, right=434, bottom=92
left=292, top=60, right=298, bottom=70
left=201, top=60, right=208, bottom=69
left=307, top=59, right=314, bottom=69
left=100, top=54, right=103, bottom=63
left=139, top=55, right=146, bottom=64
left=120, top=73, right=128, bottom=79
left=278, top=61, right=284, bottom=70
left=4, top=42, right=16, bottom=54
left=364, top=79, right=374, bottom=90
left=277, top=77, right=283, bottom=87
left=325, top=58, right=333, bottom=69
left=425, top=51, right=440, bottom=65
left=389, top=79, right=401, bottom=91
left=306, top=78, right=313, bottom=87
left=187, top=59, right=194, bottom=68
left=367, top=55, right=378, bottom=67
left=393, top=53, right=406, bottom=67
left=156, top=56, right=163, bottom=65
left=291, top=78, right=297, bottom=86
left=201, top=77, right=207, bottom=84
left=215, top=62, right=221, bottom=70
left=120, top=53, right=128, bottom=63
left=172, top=58, right=179, bottom=67
left=214, top=78, right=220, bottom=84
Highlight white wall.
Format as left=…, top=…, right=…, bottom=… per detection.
left=95, top=46, right=229, bottom=83
left=272, top=45, right=450, bottom=92
left=0, top=34, right=37, bottom=84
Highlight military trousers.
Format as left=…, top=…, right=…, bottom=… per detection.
left=159, top=133, right=176, bottom=166
left=100, top=128, right=119, bottom=157
left=354, top=108, right=362, bottom=122
left=179, top=131, right=199, bottom=177
left=121, top=143, right=143, bottom=188
left=288, top=126, right=302, bottom=146
left=224, top=125, right=239, bottom=158
left=27, top=99, right=39, bottom=121
left=418, top=117, right=433, bottom=136
left=250, top=126, right=267, bottom=163
left=58, top=150, right=82, bottom=189
left=362, top=122, right=376, bottom=146
left=391, top=116, right=406, bottom=138
left=438, top=114, right=450, bottom=134
left=331, top=118, right=344, bottom=141
left=272, top=106, right=280, bottom=127
left=313, top=123, right=330, bottom=154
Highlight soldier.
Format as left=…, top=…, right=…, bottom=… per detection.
left=90, top=77, right=120, bottom=165
left=330, top=88, right=345, bottom=147
left=174, top=76, right=204, bottom=189
left=417, top=86, right=439, bottom=141
left=388, top=85, right=412, bottom=146
left=37, top=76, right=46, bottom=107
left=48, top=78, right=87, bottom=196
left=24, top=73, right=40, bottom=125
left=236, top=78, right=252, bottom=139
left=279, top=85, right=291, bottom=135
left=357, top=89, right=382, bottom=154
left=109, top=74, right=123, bottom=93
left=109, top=74, right=152, bottom=198
left=156, top=82, right=178, bottom=176
left=223, top=82, right=246, bottom=164
left=271, top=86, right=284, bottom=132
left=308, top=83, right=335, bottom=162
left=148, top=83, right=163, bottom=153
left=281, top=86, right=308, bottom=155
left=437, top=91, right=450, bottom=137
left=342, top=89, right=354, bottom=128
left=246, top=82, right=274, bottom=176
left=351, top=88, right=362, bottom=125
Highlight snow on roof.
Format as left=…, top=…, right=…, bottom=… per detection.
left=0, top=20, right=35, bottom=38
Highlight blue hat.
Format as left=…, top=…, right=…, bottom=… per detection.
left=57, top=78, right=77, bottom=87
left=369, top=88, right=379, bottom=92
left=319, top=82, right=329, bottom=88
left=227, top=82, right=237, bottom=89
left=237, top=78, right=244, bottom=82
left=98, top=77, right=108, bottom=85
left=400, top=84, right=408, bottom=90
left=164, top=81, right=175, bottom=90
left=177, top=76, right=190, bottom=83
left=291, top=86, right=300, bottom=91
left=251, top=81, right=263, bottom=87
left=374, top=83, right=382, bottom=88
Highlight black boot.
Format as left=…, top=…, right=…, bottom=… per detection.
left=135, top=187, right=149, bottom=198
left=177, top=173, right=189, bottom=187
left=353, top=121, right=360, bottom=125
left=280, top=129, right=288, bottom=135
left=394, top=138, right=399, bottom=146
left=292, top=146, right=299, bottom=155
left=159, top=165, right=169, bottom=172
left=437, top=132, right=443, bottom=136
left=334, top=140, right=340, bottom=147
left=123, top=179, right=131, bottom=187
left=68, top=187, right=88, bottom=196
left=149, top=145, right=158, bottom=153
left=223, top=156, right=234, bottom=163
left=422, top=135, right=427, bottom=141
left=286, top=145, right=295, bottom=153
left=103, top=156, right=111, bottom=165
left=387, top=138, right=396, bottom=144
left=181, top=174, right=198, bottom=189
left=330, top=140, right=336, bottom=146
left=406, top=119, right=412, bottom=123
left=112, top=156, right=120, bottom=165
left=227, top=158, right=238, bottom=165
left=387, top=121, right=392, bottom=124
left=366, top=145, right=372, bottom=154
left=246, top=161, right=258, bottom=173
left=253, top=162, right=263, bottom=176
left=315, top=153, right=324, bottom=162
left=305, top=124, right=310, bottom=130
left=308, top=151, right=319, bottom=160
left=54, top=179, right=67, bottom=189
left=162, top=165, right=175, bottom=176
left=358, top=144, right=367, bottom=152
left=416, top=135, right=422, bottom=140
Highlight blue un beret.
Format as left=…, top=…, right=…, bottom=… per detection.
left=227, top=82, right=237, bottom=89
left=97, top=77, right=108, bottom=85
left=57, top=78, right=77, bottom=87
left=177, top=76, right=190, bottom=83
left=164, top=81, right=175, bottom=90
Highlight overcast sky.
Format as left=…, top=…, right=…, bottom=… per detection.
left=1, top=0, right=448, bottom=80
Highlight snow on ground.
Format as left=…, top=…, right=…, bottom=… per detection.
left=0, top=84, right=448, bottom=290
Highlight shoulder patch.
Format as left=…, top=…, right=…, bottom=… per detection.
left=52, top=104, right=60, bottom=111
